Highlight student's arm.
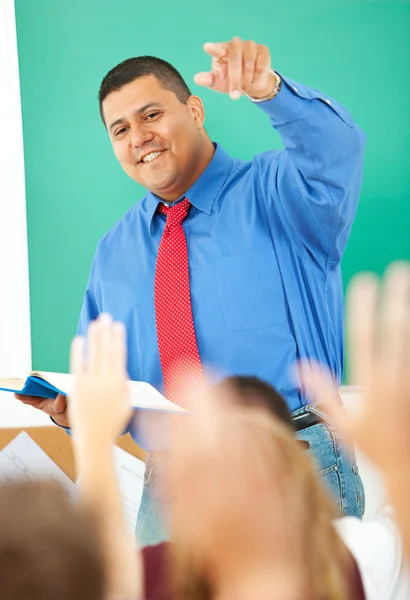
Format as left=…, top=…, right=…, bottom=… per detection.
left=301, top=262, right=410, bottom=562
left=69, top=314, right=142, bottom=600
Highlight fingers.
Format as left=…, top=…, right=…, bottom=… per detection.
left=14, top=393, right=34, bottom=402
left=381, top=263, right=410, bottom=378
left=203, top=42, right=228, bottom=59
left=227, top=37, right=243, bottom=99
left=70, top=336, right=85, bottom=376
left=199, top=38, right=271, bottom=99
left=346, top=272, right=379, bottom=386
left=35, top=397, right=64, bottom=417
left=87, top=319, right=101, bottom=372
left=299, top=361, right=352, bottom=440
left=99, top=313, right=114, bottom=372
left=253, top=45, right=271, bottom=85
left=54, top=393, right=68, bottom=414
left=241, top=40, right=258, bottom=94
left=111, top=321, right=127, bottom=377
left=81, top=313, right=127, bottom=376
left=193, top=71, right=215, bottom=88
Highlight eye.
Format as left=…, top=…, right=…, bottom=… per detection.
left=145, top=111, right=161, bottom=121
left=114, top=126, right=128, bottom=138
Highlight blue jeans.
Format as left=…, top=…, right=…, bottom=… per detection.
left=293, top=404, right=365, bottom=518
left=136, top=405, right=365, bottom=546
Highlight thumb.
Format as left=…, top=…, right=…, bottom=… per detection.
left=194, top=71, right=215, bottom=88
left=54, top=393, right=68, bottom=413
left=40, top=394, right=67, bottom=416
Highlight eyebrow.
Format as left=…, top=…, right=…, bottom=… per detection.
left=108, top=102, right=164, bottom=132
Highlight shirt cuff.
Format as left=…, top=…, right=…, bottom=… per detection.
left=252, top=73, right=354, bottom=128
left=50, top=415, right=72, bottom=435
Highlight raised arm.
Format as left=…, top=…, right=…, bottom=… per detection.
left=69, top=314, right=142, bottom=600
left=258, top=74, right=365, bottom=263
left=301, top=262, right=410, bottom=562
left=195, top=37, right=366, bottom=265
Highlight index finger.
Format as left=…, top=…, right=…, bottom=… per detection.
left=346, top=273, right=379, bottom=386
left=70, top=336, right=85, bottom=376
left=298, top=361, right=352, bottom=440
left=203, top=42, right=228, bottom=59
left=227, top=38, right=243, bottom=99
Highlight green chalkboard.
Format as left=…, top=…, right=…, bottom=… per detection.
left=15, top=0, right=410, bottom=373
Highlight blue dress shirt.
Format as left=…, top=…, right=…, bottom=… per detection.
left=78, top=75, right=365, bottom=445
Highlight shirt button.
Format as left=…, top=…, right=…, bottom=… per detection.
left=325, top=99, right=331, bottom=105
left=293, top=86, right=298, bottom=93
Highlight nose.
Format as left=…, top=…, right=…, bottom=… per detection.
left=129, top=122, right=155, bottom=149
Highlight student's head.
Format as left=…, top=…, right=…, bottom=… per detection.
left=0, top=482, right=105, bottom=600
left=216, top=375, right=294, bottom=429
left=172, top=378, right=352, bottom=600
left=99, top=56, right=213, bottom=201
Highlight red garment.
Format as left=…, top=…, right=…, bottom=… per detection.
left=141, top=541, right=365, bottom=600
left=142, top=542, right=172, bottom=600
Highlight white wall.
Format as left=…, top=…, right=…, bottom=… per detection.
left=0, top=0, right=31, bottom=377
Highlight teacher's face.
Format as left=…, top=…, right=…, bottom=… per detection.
left=102, top=75, right=211, bottom=201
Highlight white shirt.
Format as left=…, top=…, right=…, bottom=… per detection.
left=335, top=510, right=410, bottom=600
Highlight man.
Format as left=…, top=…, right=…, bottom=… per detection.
left=16, top=37, right=366, bottom=544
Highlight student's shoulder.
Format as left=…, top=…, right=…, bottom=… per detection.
left=335, top=513, right=406, bottom=600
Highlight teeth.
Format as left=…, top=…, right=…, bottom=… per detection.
left=142, top=151, right=162, bottom=163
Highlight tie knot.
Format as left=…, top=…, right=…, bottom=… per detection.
left=158, top=198, right=191, bottom=229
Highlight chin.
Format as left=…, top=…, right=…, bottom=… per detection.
left=148, top=176, right=180, bottom=197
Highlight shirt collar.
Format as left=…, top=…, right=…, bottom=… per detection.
left=145, top=143, right=234, bottom=234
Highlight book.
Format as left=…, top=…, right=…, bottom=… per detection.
left=0, top=371, right=183, bottom=413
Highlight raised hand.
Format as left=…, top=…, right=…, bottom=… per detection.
left=194, top=37, right=276, bottom=100
left=301, top=262, right=410, bottom=473
left=300, top=262, right=410, bottom=560
left=68, top=313, right=132, bottom=444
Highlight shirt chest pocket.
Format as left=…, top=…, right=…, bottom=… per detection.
left=215, top=250, right=288, bottom=331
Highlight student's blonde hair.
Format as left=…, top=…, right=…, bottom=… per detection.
left=173, top=408, right=352, bottom=600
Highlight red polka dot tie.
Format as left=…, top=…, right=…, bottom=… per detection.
left=154, top=198, right=203, bottom=401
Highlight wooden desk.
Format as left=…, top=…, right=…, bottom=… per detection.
left=0, top=427, right=147, bottom=481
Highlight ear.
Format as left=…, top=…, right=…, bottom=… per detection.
left=187, top=95, right=205, bottom=129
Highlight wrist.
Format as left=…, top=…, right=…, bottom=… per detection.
left=74, top=434, right=113, bottom=466
left=247, top=70, right=281, bottom=102
left=51, top=412, right=70, bottom=428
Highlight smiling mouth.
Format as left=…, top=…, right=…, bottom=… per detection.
left=138, top=150, right=165, bottom=164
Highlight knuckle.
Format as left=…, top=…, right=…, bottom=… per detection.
left=230, top=55, right=242, bottom=66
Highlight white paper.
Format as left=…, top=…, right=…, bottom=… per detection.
left=113, top=445, right=145, bottom=533
left=35, top=371, right=184, bottom=412
left=0, top=432, right=145, bottom=533
left=0, top=431, right=76, bottom=500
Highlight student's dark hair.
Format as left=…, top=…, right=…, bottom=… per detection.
left=217, top=375, right=294, bottom=430
left=0, top=482, right=106, bottom=600
left=98, top=56, right=192, bottom=123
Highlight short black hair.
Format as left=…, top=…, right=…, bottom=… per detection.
left=217, top=375, right=294, bottom=430
left=98, top=56, right=192, bottom=123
